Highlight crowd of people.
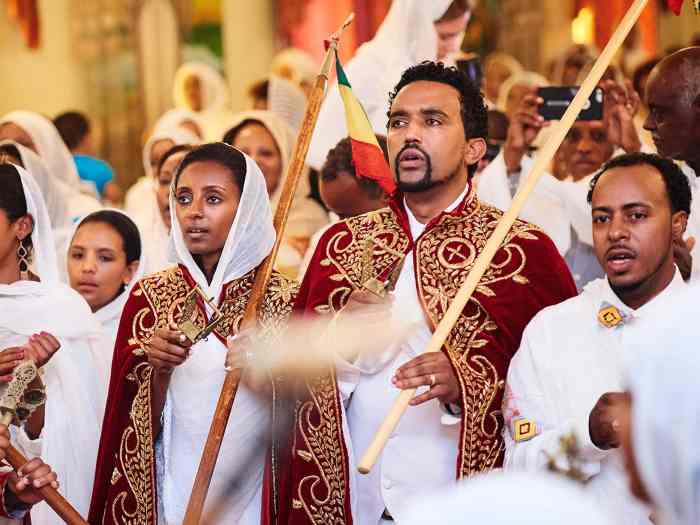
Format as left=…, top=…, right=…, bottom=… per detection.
left=0, top=0, right=699, bottom=524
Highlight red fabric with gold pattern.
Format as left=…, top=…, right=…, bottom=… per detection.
left=88, top=264, right=298, bottom=525
left=270, top=184, right=577, bottom=525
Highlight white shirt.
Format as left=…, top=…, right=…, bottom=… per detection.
left=337, top=187, right=467, bottom=525
left=504, top=270, right=686, bottom=525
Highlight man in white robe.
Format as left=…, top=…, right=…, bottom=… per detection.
left=503, top=152, right=691, bottom=525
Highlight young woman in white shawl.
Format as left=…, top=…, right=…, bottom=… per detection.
left=89, top=143, right=298, bottom=525
left=223, top=110, right=329, bottom=277
left=0, top=163, right=108, bottom=523
left=65, top=209, right=146, bottom=374
left=0, top=111, right=101, bottom=219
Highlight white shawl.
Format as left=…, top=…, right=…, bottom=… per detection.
left=159, top=150, right=276, bottom=524
left=0, top=166, right=106, bottom=523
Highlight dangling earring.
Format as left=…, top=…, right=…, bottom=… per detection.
left=17, top=239, right=30, bottom=281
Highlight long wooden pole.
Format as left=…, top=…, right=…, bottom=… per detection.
left=357, top=0, right=650, bottom=475
left=182, top=14, right=355, bottom=524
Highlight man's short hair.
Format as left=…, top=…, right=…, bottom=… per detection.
left=54, top=111, right=90, bottom=151
left=587, top=152, right=691, bottom=215
left=321, top=136, right=388, bottom=199
left=388, top=61, right=488, bottom=177
left=436, top=0, right=471, bottom=23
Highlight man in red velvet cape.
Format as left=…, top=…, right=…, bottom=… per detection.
left=267, top=62, right=578, bottom=525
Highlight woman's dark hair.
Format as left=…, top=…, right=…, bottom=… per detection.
left=0, top=163, right=32, bottom=251
left=0, top=144, right=23, bottom=166
left=157, top=144, right=194, bottom=177
left=173, top=142, right=247, bottom=192
left=77, top=210, right=142, bottom=264
left=221, top=118, right=266, bottom=147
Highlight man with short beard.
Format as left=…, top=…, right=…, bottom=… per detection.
left=504, top=153, right=691, bottom=525
left=643, top=46, right=700, bottom=279
left=273, top=62, right=577, bottom=525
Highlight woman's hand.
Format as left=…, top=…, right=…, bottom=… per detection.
left=0, top=348, right=25, bottom=382
left=23, top=332, right=60, bottom=368
left=146, top=322, right=193, bottom=376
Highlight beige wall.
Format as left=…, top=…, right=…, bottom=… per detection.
left=222, top=0, right=276, bottom=113
left=0, top=0, right=88, bottom=117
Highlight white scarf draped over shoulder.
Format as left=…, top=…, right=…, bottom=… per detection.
left=0, top=166, right=106, bottom=523
left=159, top=149, right=276, bottom=523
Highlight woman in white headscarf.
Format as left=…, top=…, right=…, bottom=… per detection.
left=0, top=111, right=102, bottom=217
left=617, top=299, right=700, bottom=525
left=0, top=163, right=108, bottom=524
left=89, top=143, right=298, bottom=525
left=65, top=209, right=146, bottom=373
left=403, top=471, right=614, bottom=525
left=223, top=110, right=329, bottom=276
left=173, top=62, right=234, bottom=140
left=306, top=0, right=458, bottom=170
left=152, top=108, right=205, bottom=140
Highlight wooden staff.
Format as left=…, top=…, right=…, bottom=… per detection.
left=357, top=0, right=650, bottom=475
left=182, top=14, right=355, bottom=524
left=0, top=411, right=88, bottom=524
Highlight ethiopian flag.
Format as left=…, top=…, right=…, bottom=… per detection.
left=667, top=0, right=699, bottom=14
left=335, top=52, right=396, bottom=194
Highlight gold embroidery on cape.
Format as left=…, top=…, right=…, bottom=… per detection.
left=295, top=373, right=348, bottom=525
left=415, top=197, right=543, bottom=478
left=113, top=361, right=155, bottom=524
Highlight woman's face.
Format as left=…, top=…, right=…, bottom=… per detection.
left=232, top=123, right=283, bottom=196
left=149, top=139, right=175, bottom=175
left=0, top=209, right=32, bottom=283
left=68, top=222, right=138, bottom=312
left=0, top=123, right=36, bottom=153
left=184, top=74, right=203, bottom=112
left=155, top=151, right=188, bottom=230
left=174, top=160, right=241, bottom=263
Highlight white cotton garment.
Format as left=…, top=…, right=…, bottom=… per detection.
left=503, top=271, right=687, bottom=525
left=622, top=282, right=700, bottom=525
left=0, top=166, right=107, bottom=524
left=306, top=0, right=452, bottom=170
left=403, top=471, right=614, bottom=525
left=159, top=148, right=276, bottom=524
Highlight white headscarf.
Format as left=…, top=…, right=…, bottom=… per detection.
left=152, top=108, right=206, bottom=139
left=306, top=0, right=452, bottom=169
left=142, top=127, right=201, bottom=178
left=173, top=62, right=229, bottom=115
left=0, top=111, right=82, bottom=191
left=270, top=47, right=318, bottom=86
left=0, top=139, right=72, bottom=230
left=626, top=287, right=700, bottom=525
left=268, top=74, right=307, bottom=134
left=404, top=472, right=614, bottom=525
left=0, top=165, right=104, bottom=522
left=168, top=147, right=276, bottom=302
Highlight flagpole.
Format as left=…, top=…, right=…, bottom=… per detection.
left=182, top=13, right=355, bottom=524
left=357, top=0, right=650, bottom=475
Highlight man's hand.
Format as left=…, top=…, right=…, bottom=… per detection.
left=674, top=236, right=694, bottom=281
left=503, top=87, right=549, bottom=173
left=589, top=392, right=626, bottom=449
left=23, top=332, right=60, bottom=368
left=0, top=348, right=25, bottom=382
left=146, top=323, right=193, bottom=376
left=393, top=352, right=460, bottom=406
left=601, top=80, right=642, bottom=154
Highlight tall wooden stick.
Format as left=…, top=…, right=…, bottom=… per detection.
left=182, top=14, right=355, bottom=524
left=357, top=0, right=650, bottom=475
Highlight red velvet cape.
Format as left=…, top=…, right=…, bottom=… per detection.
left=267, top=184, right=577, bottom=525
left=88, top=265, right=298, bottom=524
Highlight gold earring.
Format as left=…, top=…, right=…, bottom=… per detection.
left=17, top=240, right=30, bottom=281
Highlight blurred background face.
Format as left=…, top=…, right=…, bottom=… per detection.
left=0, top=123, right=35, bottom=153
left=485, top=61, right=513, bottom=103
left=434, top=13, right=469, bottom=61
left=183, top=74, right=203, bottom=112
left=149, top=139, right=175, bottom=175
left=68, top=221, right=136, bottom=312
left=231, top=122, right=283, bottom=196
left=156, top=150, right=188, bottom=230
left=560, top=121, right=614, bottom=181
